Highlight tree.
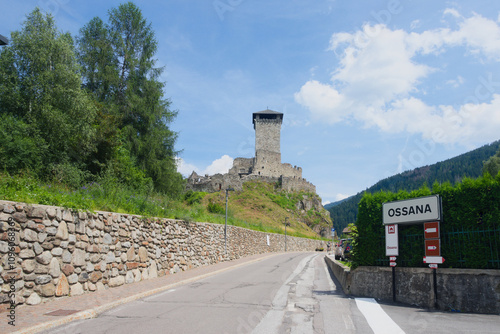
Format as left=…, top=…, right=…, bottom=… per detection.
left=0, top=8, right=97, bottom=183
left=77, top=2, right=184, bottom=194
left=483, top=147, right=500, bottom=177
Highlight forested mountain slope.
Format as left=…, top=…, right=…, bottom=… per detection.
left=326, top=140, right=500, bottom=232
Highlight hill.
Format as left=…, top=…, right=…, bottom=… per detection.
left=326, top=140, right=500, bottom=232
left=196, top=181, right=332, bottom=238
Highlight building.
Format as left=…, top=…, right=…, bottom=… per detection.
left=186, top=109, right=315, bottom=193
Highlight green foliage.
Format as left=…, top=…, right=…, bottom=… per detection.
left=353, top=175, right=500, bottom=269
left=483, top=146, right=500, bottom=177
left=327, top=140, right=500, bottom=233
left=77, top=2, right=183, bottom=195
left=0, top=114, right=47, bottom=173
left=0, top=8, right=97, bottom=181
left=207, top=200, right=225, bottom=214
left=184, top=190, right=207, bottom=205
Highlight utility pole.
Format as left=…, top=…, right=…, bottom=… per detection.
left=225, top=188, right=234, bottom=255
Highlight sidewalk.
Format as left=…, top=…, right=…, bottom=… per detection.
left=2, top=252, right=280, bottom=334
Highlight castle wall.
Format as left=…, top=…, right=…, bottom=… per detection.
left=281, top=176, right=316, bottom=193
left=229, top=158, right=254, bottom=176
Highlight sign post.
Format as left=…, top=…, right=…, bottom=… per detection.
left=382, top=195, right=443, bottom=307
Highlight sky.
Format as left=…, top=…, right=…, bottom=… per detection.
left=2, top=1, right=500, bottom=205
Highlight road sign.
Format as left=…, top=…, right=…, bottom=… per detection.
left=425, top=239, right=440, bottom=256
left=390, top=262, right=397, bottom=267
left=429, top=264, right=438, bottom=269
left=385, top=224, right=399, bottom=256
left=383, top=195, right=441, bottom=225
left=423, top=256, right=445, bottom=264
left=424, top=221, right=440, bottom=239
left=389, top=256, right=397, bottom=261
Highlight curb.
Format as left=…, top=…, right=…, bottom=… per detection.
left=12, top=253, right=280, bottom=334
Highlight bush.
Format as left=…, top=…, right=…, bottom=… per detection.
left=184, top=190, right=207, bottom=205
left=207, top=200, right=225, bottom=214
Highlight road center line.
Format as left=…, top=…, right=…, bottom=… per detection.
left=355, top=298, right=405, bottom=334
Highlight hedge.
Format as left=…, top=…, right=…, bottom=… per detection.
left=352, top=174, right=500, bottom=269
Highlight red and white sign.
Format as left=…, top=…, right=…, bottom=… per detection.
left=425, top=239, right=440, bottom=256
left=423, top=256, right=445, bottom=264
left=424, top=222, right=440, bottom=239
left=385, top=224, right=399, bottom=256
left=390, top=262, right=397, bottom=267
left=429, top=264, right=438, bottom=269
left=389, top=256, right=397, bottom=262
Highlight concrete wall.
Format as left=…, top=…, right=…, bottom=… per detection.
left=324, top=256, right=500, bottom=314
left=0, top=200, right=325, bottom=307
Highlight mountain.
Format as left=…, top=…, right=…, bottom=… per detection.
left=326, top=140, right=500, bottom=233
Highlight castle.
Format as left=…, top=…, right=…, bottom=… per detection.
left=186, top=109, right=316, bottom=193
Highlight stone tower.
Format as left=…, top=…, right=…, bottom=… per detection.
left=253, top=109, right=283, bottom=177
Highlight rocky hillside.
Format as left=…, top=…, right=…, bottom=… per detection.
left=200, top=181, right=332, bottom=238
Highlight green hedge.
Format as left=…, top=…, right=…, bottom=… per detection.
left=352, top=174, right=500, bottom=269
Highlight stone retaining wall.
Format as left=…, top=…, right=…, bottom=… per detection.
left=324, top=255, right=500, bottom=314
left=0, top=200, right=325, bottom=307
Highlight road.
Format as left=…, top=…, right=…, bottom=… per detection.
left=45, top=252, right=499, bottom=333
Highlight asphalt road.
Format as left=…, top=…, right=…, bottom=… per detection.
left=44, top=253, right=500, bottom=334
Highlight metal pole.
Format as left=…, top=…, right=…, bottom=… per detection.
left=285, top=217, right=289, bottom=252
left=392, top=266, right=396, bottom=302
left=225, top=189, right=228, bottom=255
left=433, top=268, right=438, bottom=309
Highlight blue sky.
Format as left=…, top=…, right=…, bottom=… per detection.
left=2, top=1, right=500, bottom=204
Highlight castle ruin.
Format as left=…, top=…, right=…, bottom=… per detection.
left=186, top=109, right=316, bottom=193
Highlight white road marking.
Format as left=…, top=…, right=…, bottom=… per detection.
left=355, top=298, right=405, bottom=334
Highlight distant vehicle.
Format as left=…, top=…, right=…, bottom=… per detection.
left=334, top=239, right=353, bottom=261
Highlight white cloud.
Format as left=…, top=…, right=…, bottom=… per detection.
left=177, top=155, right=234, bottom=177
left=335, top=193, right=350, bottom=201
left=204, top=155, right=234, bottom=175
left=295, top=10, right=500, bottom=146
left=446, top=75, right=465, bottom=87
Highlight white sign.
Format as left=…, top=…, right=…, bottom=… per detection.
left=385, top=224, right=399, bottom=256
left=383, top=195, right=441, bottom=225
left=266, top=235, right=270, bottom=246
left=423, top=256, right=445, bottom=264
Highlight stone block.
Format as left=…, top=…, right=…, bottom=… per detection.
left=22, top=229, right=38, bottom=242
left=49, top=257, right=61, bottom=278
left=55, top=221, right=69, bottom=240
left=61, top=264, right=74, bottom=276
left=126, top=246, right=135, bottom=262
left=126, top=262, right=139, bottom=270
left=70, top=282, right=84, bottom=296
left=109, top=275, right=125, bottom=287
left=26, top=292, right=42, bottom=305
left=72, top=249, right=86, bottom=267
left=89, top=271, right=102, bottom=283
left=22, top=259, right=36, bottom=273
left=55, top=273, right=69, bottom=296
left=138, top=247, right=148, bottom=262
left=62, top=210, right=74, bottom=222
left=28, top=206, right=45, bottom=219
left=19, top=249, right=35, bottom=259
left=35, top=275, right=52, bottom=285
left=36, top=251, right=53, bottom=265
